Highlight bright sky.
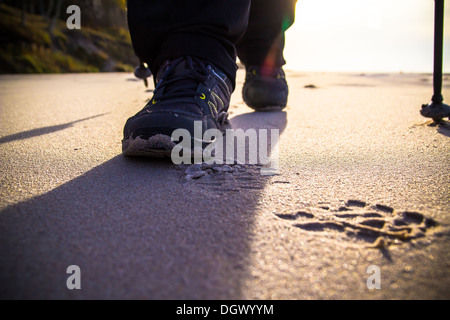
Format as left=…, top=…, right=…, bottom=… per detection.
left=284, top=0, right=450, bottom=73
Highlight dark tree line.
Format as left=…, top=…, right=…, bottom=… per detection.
left=1, top=0, right=128, bottom=30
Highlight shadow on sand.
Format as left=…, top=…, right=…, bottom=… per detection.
left=0, top=111, right=286, bottom=299
left=0, top=114, right=108, bottom=145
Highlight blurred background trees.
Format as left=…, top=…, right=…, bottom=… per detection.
left=2, top=0, right=128, bottom=31
left=0, top=0, right=137, bottom=73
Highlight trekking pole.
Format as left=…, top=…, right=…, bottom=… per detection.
left=421, top=0, right=450, bottom=122
left=134, top=60, right=152, bottom=88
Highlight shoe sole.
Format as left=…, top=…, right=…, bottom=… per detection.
left=122, top=134, right=175, bottom=158
left=122, top=134, right=216, bottom=159
left=248, top=105, right=286, bottom=112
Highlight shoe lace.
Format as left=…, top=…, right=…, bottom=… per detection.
left=154, top=56, right=210, bottom=102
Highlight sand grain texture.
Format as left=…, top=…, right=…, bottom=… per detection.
left=0, top=71, right=449, bottom=299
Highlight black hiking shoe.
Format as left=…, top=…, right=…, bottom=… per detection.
left=122, top=56, right=233, bottom=158
left=242, top=66, right=288, bottom=111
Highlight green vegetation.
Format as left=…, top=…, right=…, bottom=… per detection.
left=0, top=1, right=137, bottom=74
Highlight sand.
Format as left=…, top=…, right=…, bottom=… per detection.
left=0, top=70, right=449, bottom=299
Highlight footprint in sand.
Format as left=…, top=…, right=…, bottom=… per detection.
left=274, top=200, right=441, bottom=249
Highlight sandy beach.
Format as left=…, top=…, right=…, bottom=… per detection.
left=0, top=69, right=449, bottom=299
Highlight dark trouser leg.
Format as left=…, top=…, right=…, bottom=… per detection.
left=236, top=0, right=297, bottom=68
left=127, top=0, right=251, bottom=88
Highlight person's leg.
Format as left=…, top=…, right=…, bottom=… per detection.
left=127, top=0, right=251, bottom=88
left=123, top=0, right=251, bottom=158
left=236, top=0, right=296, bottom=69
left=236, top=0, right=297, bottom=111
